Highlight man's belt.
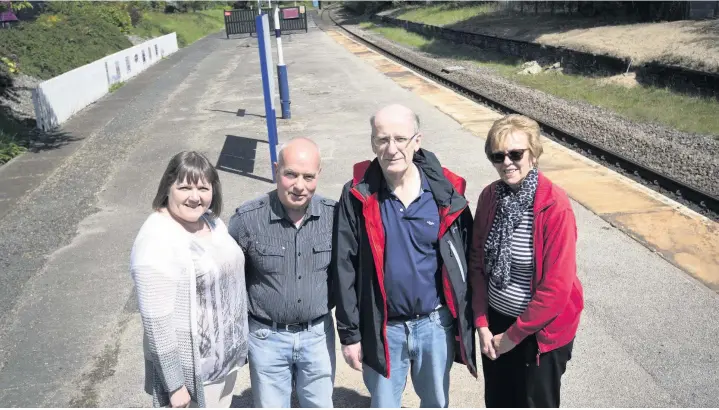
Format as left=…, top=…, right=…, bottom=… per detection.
left=250, top=313, right=328, bottom=332
left=388, top=305, right=443, bottom=323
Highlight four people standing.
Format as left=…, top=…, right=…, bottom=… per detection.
left=131, top=108, right=581, bottom=408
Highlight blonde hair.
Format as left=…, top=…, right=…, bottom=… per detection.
left=485, top=114, right=543, bottom=163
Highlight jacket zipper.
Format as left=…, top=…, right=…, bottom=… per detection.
left=536, top=348, right=541, bottom=367
left=447, top=239, right=465, bottom=283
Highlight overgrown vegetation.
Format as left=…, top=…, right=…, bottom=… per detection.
left=0, top=1, right=233, bottom=164
left=347, top=1, right=703, bottom=22
left=45, top=1, right=135, bottom=33
left=361, top=23, right=719, bottom=137
left=394, top=3, right=500, bottom=26
left=134, top=9, right=225, bottom=47
left=0, top=14, right=132, bottom=80
left=109, top=82, right=125, bottom=93
left=0, top=137, right=25, bottom=164
left=0, top=129, right=27, bottom=165
left=0, top=1, right=232, bottom=79
left=0, top=64, right=29, bottom=165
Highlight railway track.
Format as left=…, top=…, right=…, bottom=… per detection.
left=313, top=7, right=719, bottom=221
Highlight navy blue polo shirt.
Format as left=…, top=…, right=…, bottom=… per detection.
left=381, top=166, right=443, bottom=318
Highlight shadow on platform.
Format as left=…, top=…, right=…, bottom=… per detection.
left=216, top=134, right=273, bottom=183
left=231, top=386, right=371, bottom=408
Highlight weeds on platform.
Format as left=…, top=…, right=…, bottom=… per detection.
left=109, top=82, right=125, bottom=93
left=0, top=130, right=27, bottom=165
left=0, top=106, right=32, bottom=166
left=362, top=24, right=719, bottom=138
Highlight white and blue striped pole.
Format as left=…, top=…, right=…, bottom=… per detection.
left=256, top=13, right=279, bottom=181
left=274, top=6, right=291, bottom=119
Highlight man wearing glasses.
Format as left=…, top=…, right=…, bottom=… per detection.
left=332, top=104, right=477, bottom=407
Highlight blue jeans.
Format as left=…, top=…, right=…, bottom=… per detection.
left=362, top=306, right=455, bottom=408
left=248, top=314, right=336, bottom=408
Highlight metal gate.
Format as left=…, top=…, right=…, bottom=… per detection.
left=224, top=9, right=256, bottom=37
left=224, top=7, right=308, bottom=37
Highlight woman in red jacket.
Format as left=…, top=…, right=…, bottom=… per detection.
left=469, top=114, right=584, bottom=408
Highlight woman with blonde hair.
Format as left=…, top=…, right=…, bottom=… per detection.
left=130, top=151, right=248, bottom=408
left=469, top=114, right=584, bottom=407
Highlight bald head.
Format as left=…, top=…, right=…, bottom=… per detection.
left=275, top=137, right=322, bottom=213
left=277, top=137, right=321, bottom=169
left=370, top=104, right=420, bottom=137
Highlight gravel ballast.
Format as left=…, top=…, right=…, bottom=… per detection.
left=329, top=11, right=719, bottom=207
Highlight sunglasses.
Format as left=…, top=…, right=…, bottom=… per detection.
left=488, top=149, right=528, bottom=164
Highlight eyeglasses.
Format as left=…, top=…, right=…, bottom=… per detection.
left=371, top=133, right=418, bottom=151
left=488, top=149, right=528, bottom=164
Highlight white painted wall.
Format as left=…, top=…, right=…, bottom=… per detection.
left=32, top=33, right=179, bottom=131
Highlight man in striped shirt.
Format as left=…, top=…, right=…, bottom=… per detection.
left=228, top=137, right=337, bottom=408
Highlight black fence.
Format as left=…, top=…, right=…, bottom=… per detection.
left=224, top=9, right=256, bottom=36
left=224, top=7, right=308, bottom=37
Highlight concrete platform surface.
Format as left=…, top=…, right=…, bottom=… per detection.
left=0, top=21, right=717, bottom=408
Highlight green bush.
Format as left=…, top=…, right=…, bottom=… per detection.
left=45, top=1, right=133, bottom=33
left=0, top=13, right=132, bottom=80
left=0, top=131, right=27, bottom=165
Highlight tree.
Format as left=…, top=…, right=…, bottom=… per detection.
left=0, top=1, right=32, bottom=12
left=175, top=1, right=206, bottom=12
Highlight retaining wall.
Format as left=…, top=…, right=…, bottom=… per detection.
left=32, top=33, right=179, bottom=131
left=373, top=15, right=719, bottom=99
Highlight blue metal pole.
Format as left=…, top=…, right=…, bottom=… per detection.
left=277, top=65, right=291, bottom=119
left=256, top=13, right=279, bottom=182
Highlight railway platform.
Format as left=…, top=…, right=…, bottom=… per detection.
left=0, top=10, right=717, bottom=408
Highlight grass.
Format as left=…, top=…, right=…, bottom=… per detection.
left=395, top=4, right=499, bottom=27
left=509, top=71, right=719, bottom=136
left=0, top=98, right=32, bottom=166
left=0, top=130, right=27, bottom=165
left=109, top=81, right=125, bottom=93
left=360, top=22, right=430, bottom=48
left=132, top=9, right=225, bottom=47
left=362, top=24, right=719, bottom=137
left=0, top=14, right=132, bottom=80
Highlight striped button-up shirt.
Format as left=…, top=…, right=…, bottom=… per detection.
left=228, top=190, right=337, bottom=324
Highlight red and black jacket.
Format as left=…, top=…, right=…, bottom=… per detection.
left=331, top=149, right=477, bottom=378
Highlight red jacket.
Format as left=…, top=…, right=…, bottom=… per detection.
left=333, top=149, right=477, bottom=378
left=469, top=171, right=584, bottom=354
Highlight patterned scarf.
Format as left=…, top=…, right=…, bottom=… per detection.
left=483, top=168, right=539, bottom=290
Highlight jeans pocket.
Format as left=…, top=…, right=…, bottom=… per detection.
left=431, top=308, right=455, bottom=331
left=309, top=316, right=331, bottom=337
left=249, top=318, right=273, bottom=340
left=251, top=327, right=272, bottom=340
